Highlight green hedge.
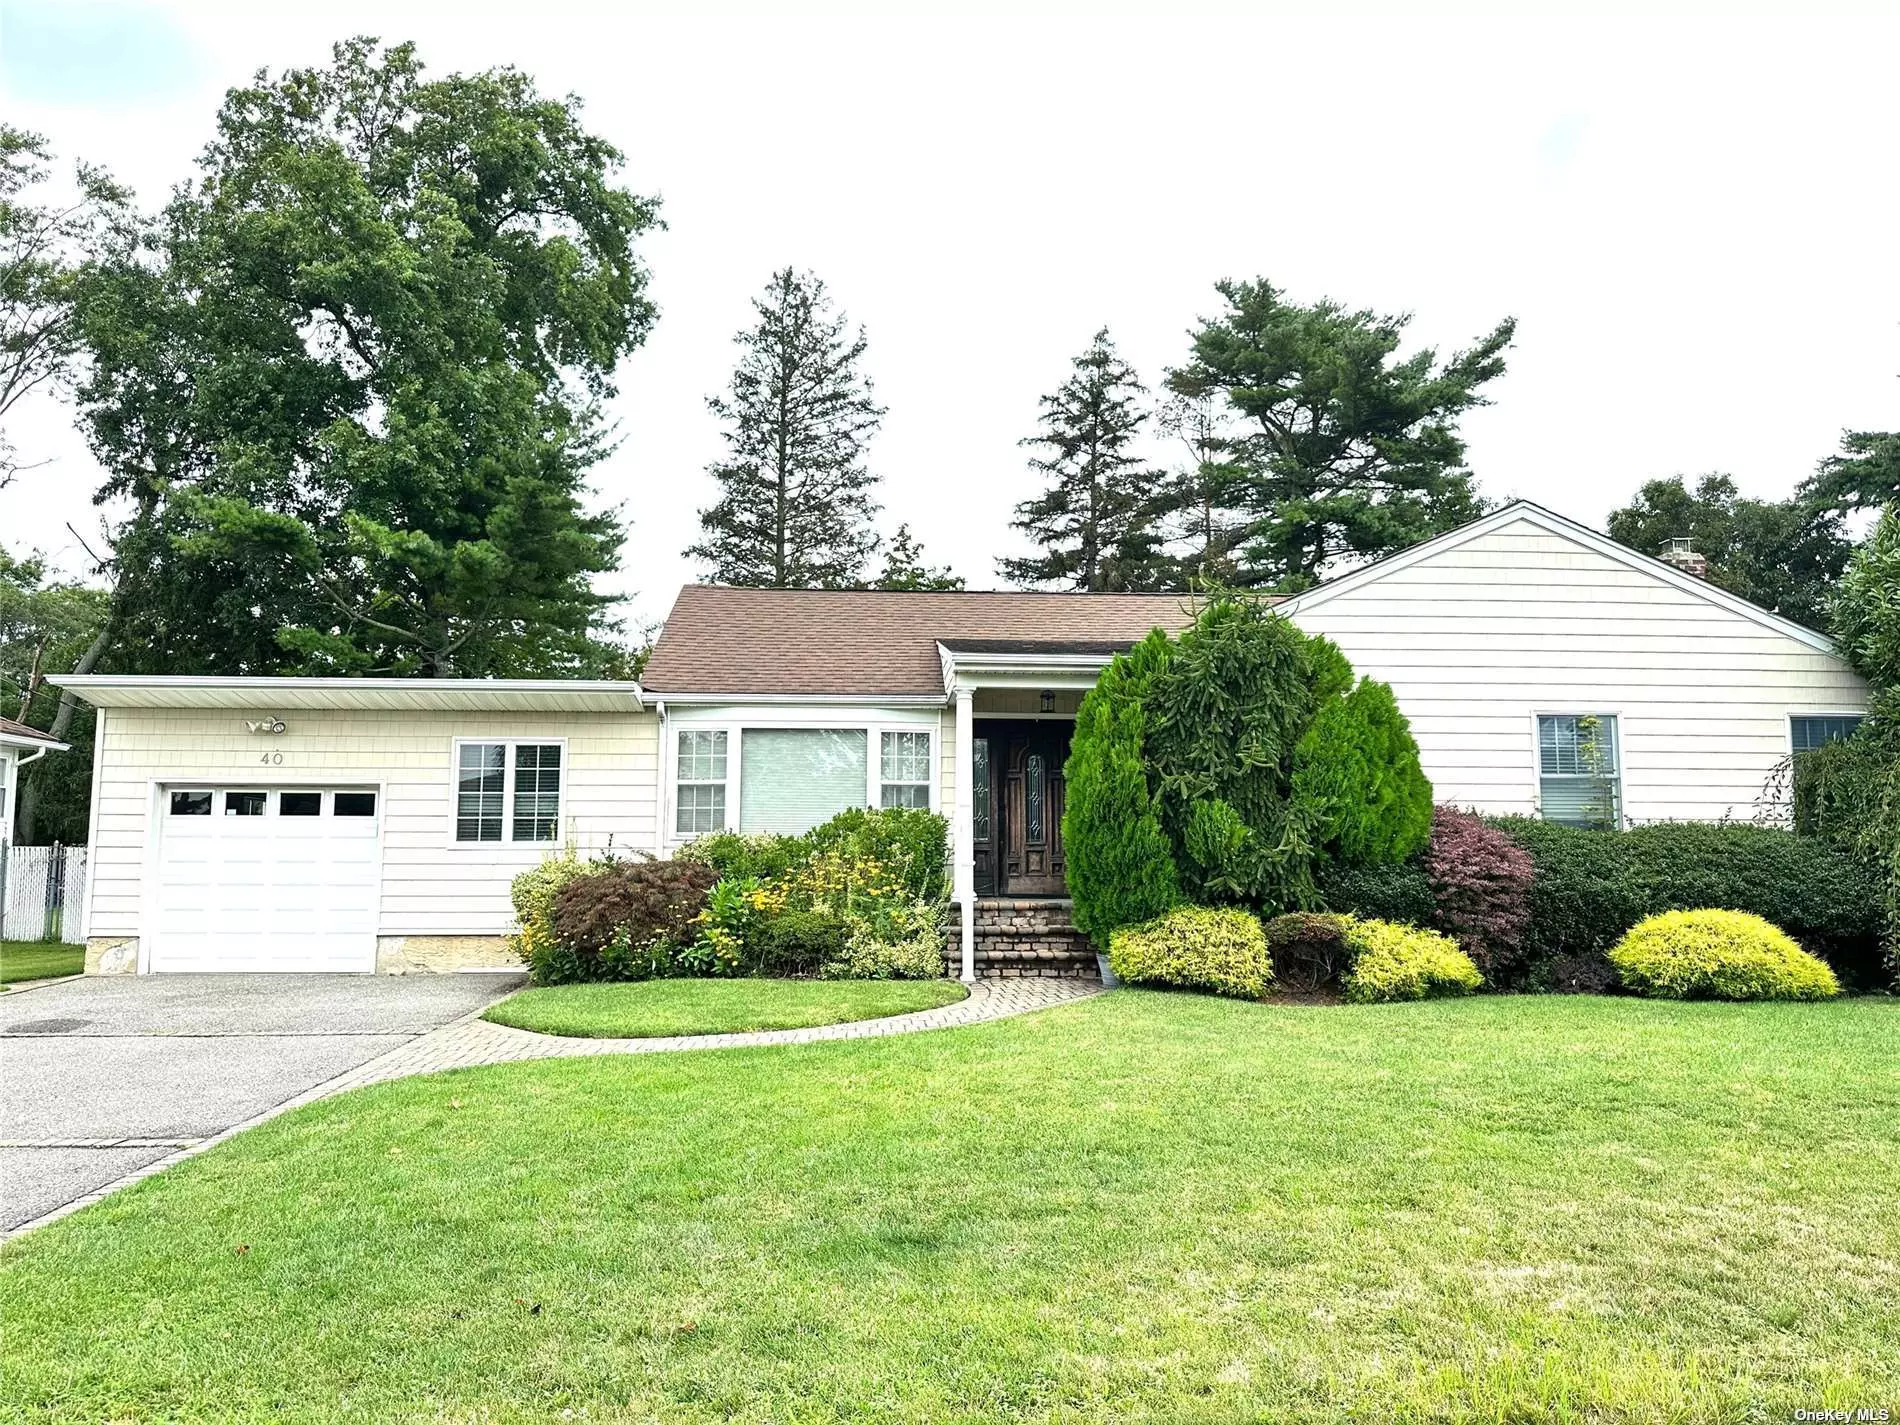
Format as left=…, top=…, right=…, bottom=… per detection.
left=1493, top=818, right=1885, bottom=990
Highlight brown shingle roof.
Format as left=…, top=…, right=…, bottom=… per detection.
left=0, top=715, right=64, bottom=746
left=642, top=586, right=1201, bottom=697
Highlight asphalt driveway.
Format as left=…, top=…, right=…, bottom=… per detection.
left=0, top=973, right=522, bottom=1231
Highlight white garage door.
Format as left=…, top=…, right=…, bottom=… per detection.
left=151, top=787, right=382, bottom=972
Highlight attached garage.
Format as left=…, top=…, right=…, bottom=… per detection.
left=49, top=675, right=657, bottom=975
left=150, top=786, right=383, bottom=972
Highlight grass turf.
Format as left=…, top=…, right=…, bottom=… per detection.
left=0, top=939, right=83, bottom=985
left=2, top=991, right=1896, bottom=1422
left=481, top=977, right=969, bottom=1038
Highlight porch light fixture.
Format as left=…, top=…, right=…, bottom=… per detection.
left=1039, top=689, right=1055, bottom=713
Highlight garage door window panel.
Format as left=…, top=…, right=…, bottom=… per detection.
left=280, top=791, right=322, bottom=816
left=225, top=791, right=267, bottom=817
left=335, top=791, right=378, bottom=818
left=456, top=741, right=564, bottom=843
left=169, top=790, right=212, bottom=816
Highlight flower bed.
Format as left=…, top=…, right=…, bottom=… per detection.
left=510, top=807, right=951, bottom=985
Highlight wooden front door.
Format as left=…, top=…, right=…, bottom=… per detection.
left=972, top=721, right=1069, bottom=898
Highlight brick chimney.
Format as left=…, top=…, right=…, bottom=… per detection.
left=1657, top=536, right=1708, bottom=578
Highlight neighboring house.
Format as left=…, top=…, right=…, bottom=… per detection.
left=1, top=715, right=69, bottom=847
left=51, top=501, right=1870, bottom=979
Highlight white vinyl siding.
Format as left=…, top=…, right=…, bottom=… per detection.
left=1282, top=513, right=1871, bottom=823
left=87, top=707, right=659, bottom=940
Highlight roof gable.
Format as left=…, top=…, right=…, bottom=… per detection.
left=1276, top=501, right=1843, bottom=656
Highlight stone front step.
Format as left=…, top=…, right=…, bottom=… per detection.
left=945, top=898, right=1099, bottom=979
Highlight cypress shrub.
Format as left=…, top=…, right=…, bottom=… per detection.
left=1108, top=905, right=1273, bottom=999
left=1339, top=918, right=1484, bottom=1003
left=1610, top=909, right=1841, bottom=1001
left=1291, top=678, right=1433, bottom=866
left=1063, top=628, right=1181, bottom=946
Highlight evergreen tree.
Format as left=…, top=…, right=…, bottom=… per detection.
left=1607, top=474, right=1851, bottom=629
left=872, top=524, right=963, bottom=590
left=1063, top=628, right=1182, bottom=945
left=1805, top=430, right=1899, bottom=513
left=1155, top=392, right=1248, bottom=589
left=1165, top=280, right=1513, bottom=590
left=690, top=268, right=884, bottom=587
left=999, top=329, right=1167, bottom=591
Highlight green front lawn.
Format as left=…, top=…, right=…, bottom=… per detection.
left=4, top=993, right=1897, bottom=1422
left=482, top=977, right=969, bottom=1038
left=0, top=939, right=83, bottom=984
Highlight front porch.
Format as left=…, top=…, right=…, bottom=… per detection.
left=942, top=644, right=1109, bottom=980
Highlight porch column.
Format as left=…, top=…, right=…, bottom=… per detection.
left=953, top=686, right=975, bottom=982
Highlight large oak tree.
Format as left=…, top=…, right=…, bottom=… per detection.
left=67, top=38, right=659, bottom=677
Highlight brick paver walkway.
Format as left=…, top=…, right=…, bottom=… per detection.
left=326, top=975, right=1101, bottom=1088
left=6, top=977, right=1101, bottom=1238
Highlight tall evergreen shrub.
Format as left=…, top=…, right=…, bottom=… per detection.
left=1291, top=678, right=1432, bottom=865
left=1142, top=599, right=1350, bottom=909
left=1063, top=628, right=1182, bottom=945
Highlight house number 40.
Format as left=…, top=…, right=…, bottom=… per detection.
left=260, top=751, right=283, bottom=765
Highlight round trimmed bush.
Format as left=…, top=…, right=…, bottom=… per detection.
left=1608, top=909, right=1841, bottom=1001
left=1262, top=911, right=1352, bottom=993
left=1340, top=918, right=1483, bottom=1003
left=1108, top=905, right=1272, bottom=1000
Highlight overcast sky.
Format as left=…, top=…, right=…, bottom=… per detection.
left=3, top=0, right=1896, bottom=630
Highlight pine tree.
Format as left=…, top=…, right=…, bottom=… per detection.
left=1155, top=392, right=1249, bottom=589
left=999, top=329, right=1167, bottom=591
left=690, top=268, right=885, bottom=587
left=1166, top=280, right=1512, bottom=590
left=872, top=524, right=963, bottom=590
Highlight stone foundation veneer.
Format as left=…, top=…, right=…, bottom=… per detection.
left=85, top=936, right=139, bottom=975
left=945, top=898, right=1098, bottom=979
left=374, top=935, right=524, bottom=975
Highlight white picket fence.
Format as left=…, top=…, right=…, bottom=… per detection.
left=1, top=843, right=88, bottom=944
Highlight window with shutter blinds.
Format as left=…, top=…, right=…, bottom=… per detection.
left=739, top=729, right=868, bottom=835
left=1537, top=714, right=1620, bottom=828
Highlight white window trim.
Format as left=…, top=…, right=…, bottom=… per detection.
left=448, top=736, right=569, bottom=849
left=673, top=728, right=732, bottom=839
left=1530, top=709, right=1625, bottom=829
left=878, top=728, right=934, bottom=810
left=662, top=710, right=939, bottom=848
left=1786, top=709, right=1868, bottom=756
